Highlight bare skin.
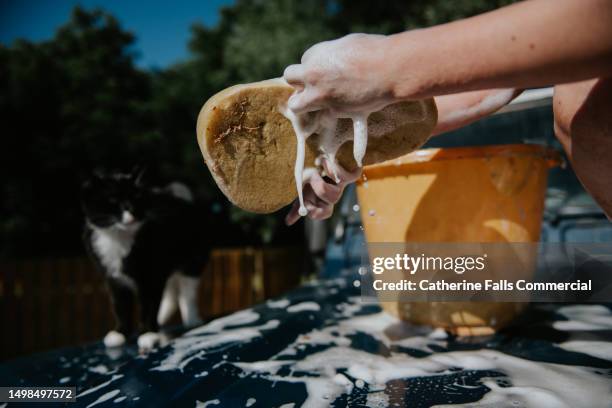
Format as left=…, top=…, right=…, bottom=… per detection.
left=554, top=78, right=612, bottom=218
left=284, top=0, right=612, bottom=224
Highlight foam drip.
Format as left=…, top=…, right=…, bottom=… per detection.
left=280, top=104, right=372, bottom=217
left=351, top=113, right=368, bottom=167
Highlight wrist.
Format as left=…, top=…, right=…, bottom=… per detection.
left=384, top=29, right=440, bottom=101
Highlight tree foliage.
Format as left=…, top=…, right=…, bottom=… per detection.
left=1, top=0, right=518, bottom=257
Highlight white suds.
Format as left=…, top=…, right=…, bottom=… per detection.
left=77, top=374, right=124, bottom=398
left=351, top=113, right=369, bottom=167
left=267, top=298, right=290, bottom=309
left=225, top=307, right=611, bottom=408
left=86, top=389, right=120, bottom=408
left=236, top=346, right=611, bottom=408
left=428, top=327, right=448, bottom=340
left=280, top=98, right=374, bottom=217
left=245, top=397, right=256, bottom=407
left=553, top=305, right=612, bottom=331
left=287, top=302, right=321, bottom=313
left=432, top=380, right=570, bottom=408
left=187, top=309, right=260, bottom=336
left=558, top=340, right=612, bottom=361
left=365, top=390, right=389, bottom=408
left=88, top=364, right=110, bottom=374
left=196, top=399, right=220, bottom=408
left=153, top=318, right=279, bottom=372
left=280, top=106, right=321, bottom=217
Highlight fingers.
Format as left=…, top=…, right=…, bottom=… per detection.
left=303, top=186, right=334, bottom=220
left=285, top=183, right=336, bottom=226
left=283, top=64, right=305, bottom=87
left=305, top=202, right=333, bottom=220
left=321, top=157, right=362, bottom=187
left=284, top=64, right=324, bottom=113
left=285, top=200, right=302, bottom=226
left=287, top=89, right=323, bottom=113
left=309, top=171, right=342, bottom=204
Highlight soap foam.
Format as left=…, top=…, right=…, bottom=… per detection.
left=196, top=399, right=220, bottom=408
left=553, top=305, right=612, bottom=331
left=287, top=301, right=321, bottom=313
left=153, top=319, right=279, bottom=372
left=280, top=103, right=374, bottom=217
left=558, top=340, right=612, bottom=361
left=77, top=374, right=124, bottom=398
left=226, top=306, right=611, bottom=408
left=234, top=345, right=612, bottom=408
left=85, top=389, right=120, bottom=408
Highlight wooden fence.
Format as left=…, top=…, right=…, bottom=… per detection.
left=0, top=247, right=303, bottom=361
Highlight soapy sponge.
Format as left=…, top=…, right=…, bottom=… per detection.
left=196, top=78, right=437, bottom=213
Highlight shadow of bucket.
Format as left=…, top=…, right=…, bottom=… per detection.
left=357, top=144, right=562, bottom=335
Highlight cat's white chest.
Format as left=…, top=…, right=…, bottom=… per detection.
left=92, top=226, right=139, bottom=289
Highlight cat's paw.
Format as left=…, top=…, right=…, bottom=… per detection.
left=137, top=332, right=161, bottom=352
left=103, top=330, right=126, bottom=348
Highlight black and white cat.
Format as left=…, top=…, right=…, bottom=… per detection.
left=81, top=169, right=210, bottom=351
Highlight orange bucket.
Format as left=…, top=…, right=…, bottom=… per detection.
left=357, top=144, right=561, bottom=335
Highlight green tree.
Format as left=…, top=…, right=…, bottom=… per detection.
left=1, top=7, right=153, bottom=256
left=1, top=1, right=521, bottom=256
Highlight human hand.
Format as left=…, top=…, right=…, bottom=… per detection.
left=285, top=158, right=362, bottom=226
left=283, top=34, right=398, bottom=114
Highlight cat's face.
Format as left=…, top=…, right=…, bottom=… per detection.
left=81, top=170, right=149, bottom=230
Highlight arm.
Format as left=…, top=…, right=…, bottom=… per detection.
left=390, top=0, right=612, bottom=100
left=432, top=89, right=523, bottom=136
left=283, top=0, right=612, bottom=224
left=286, top=0, right=612, bottom=113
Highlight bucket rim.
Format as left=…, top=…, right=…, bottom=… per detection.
left=365, top=143, right=562, bottom=169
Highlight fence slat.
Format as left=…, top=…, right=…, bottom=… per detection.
left=2, top=247, right=303, bottom=360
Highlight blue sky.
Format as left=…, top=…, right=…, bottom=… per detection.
left=0, top=0, right=234, bottom=68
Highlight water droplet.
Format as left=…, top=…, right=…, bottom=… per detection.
left=352, top=204, right=360, bottom=212
left=355, top=379, right=365, bottom=388
left=368, top=209, right=376, bottom=216
left=358, top=266, right=367, bottom=275
left=298, top=206, right=308, bottom=216
left=353, top=280, right=361, bottom=288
